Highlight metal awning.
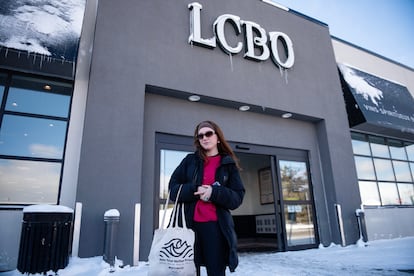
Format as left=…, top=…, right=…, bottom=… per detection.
left=338, top=63, right=414, bottom=140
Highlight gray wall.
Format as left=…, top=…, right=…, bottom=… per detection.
left=0, top=211, right=22, bottom=271
left=77, top=0, right=359, bottom=264
left=365, top=208, right=414, bottom=240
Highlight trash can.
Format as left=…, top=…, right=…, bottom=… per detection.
left=17, top=205, right=74, bottom=274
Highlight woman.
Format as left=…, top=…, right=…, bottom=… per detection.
left=169, top=120, right=245, bottom=276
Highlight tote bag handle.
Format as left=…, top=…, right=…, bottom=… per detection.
left=160, top=185, right=187, bottom=229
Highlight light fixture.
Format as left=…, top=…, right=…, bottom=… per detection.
left=282, top=112, right=292, bottom=118
left=43, top=85, right=52, bottom=90
left=239, top=105, right=250, bottom=112
left=188, top=95, right=201, bottom=102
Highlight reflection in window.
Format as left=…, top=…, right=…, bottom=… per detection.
left=0, top=73, right=6, bottom=100
left=0, top=73, right=72, bottom=205
left=410, top=163, right=414, bottom=180
left=389, top=139, right=407, bottom=160
left=407, top=144, right=414, bottom=161
left=6, top=86, right=71, bottom=117
left=354, top=156, right=375, bottom=180
left=351, top=133, right=370, bottom=155
left=284, top=204, right=315, bottom=246
left=393, top=161, right=412, bottom=182
left=0, top=115, right=66, bottom=158
left=0, top=159, right=61, bottom=204
left=397, top=183, right=414, bottom=205
left=369, top=136, right=389, bottom=158
left=373, top=159, right=394, bottom=181
left=358, top=181, right=380, bottom=206
left=160, top=150, right=191, bottom=199
left=159, top=149, right=191, bottom=227
left=352, top=132, right=414, bottom=207
left=280, top=160, right=316, bottom=247
left=280, top=160, right=309, bottom=201
left=378, top=182, right=400, bottom=205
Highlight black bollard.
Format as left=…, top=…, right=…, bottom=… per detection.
left=356, top=209, right=368, bottom=243
left=103, top=209, right=120, bottom=271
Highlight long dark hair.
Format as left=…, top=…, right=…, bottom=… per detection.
left=193, top=120, right=241, bottom=170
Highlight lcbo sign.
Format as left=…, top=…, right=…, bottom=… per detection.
left=188, top=2, right=295, bottom=69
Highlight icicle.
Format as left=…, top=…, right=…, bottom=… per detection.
left=279, top=65, right=283, bottom=77
left=284, top=68, right=288, bottom=84
left=229, top=53, right=233, bottom=72
left=72, top=62, right=76, bottom=78
left=39, top=55, right=44, bottom=69
left=4, top=48, right=8, bottom=58
left=33, top=53, right=36, bottom=64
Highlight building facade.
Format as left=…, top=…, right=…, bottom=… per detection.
left=0, top=0, right=413, bottom=271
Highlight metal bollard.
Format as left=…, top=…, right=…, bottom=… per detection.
left=356, top=209, right=368, bottom=243
left=103, top=209, right=120, bottom=271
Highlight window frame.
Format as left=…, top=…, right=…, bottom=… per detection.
left=351, top=132, right=414, bottom=207
left=0, top=70, right=73, bottom=206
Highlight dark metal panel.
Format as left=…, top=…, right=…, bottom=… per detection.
left=339, top=64, right=414, bottom=140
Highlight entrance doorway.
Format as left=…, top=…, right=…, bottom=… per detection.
left=155, top=134, right=319, bottom=253
left=235, top=150, right=318, bottom=252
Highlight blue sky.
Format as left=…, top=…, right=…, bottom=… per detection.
left=272, top=0, right=414, bottom=69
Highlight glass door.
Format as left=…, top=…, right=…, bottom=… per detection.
left=278, top=159, right=317, bottom=250
left=159, top=149, right=191, bottom=227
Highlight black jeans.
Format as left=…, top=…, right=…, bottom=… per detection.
left=193, top=221, right=228, bottom=276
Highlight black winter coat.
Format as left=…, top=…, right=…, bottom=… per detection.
left=169, top=152, right=245, bottom=272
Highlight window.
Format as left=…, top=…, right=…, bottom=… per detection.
left=159, top=149, right=191, bottom=227
left=279, top=160, right=316, bottom=246
left=407, top=143, right=414, bottom=161
left=351, top=133, right=370, bottom=155
left=354, top=156, right=375, bottom=180
left=0, top=73, right=6, bottom=101
left=0, top=73, right=72, bottom=205
left=389, top=139, right=407, bottom=160
left=369, top=136, right=389, bottom=158
left=159, top=149, right=191, bottom=200
left=358, top=181, right=380, bottom=206
left=351, top=132, right=414, bottom=207
left=373, top=159, right=394, bottom=181
left=397, top=183, right=414, bottom=205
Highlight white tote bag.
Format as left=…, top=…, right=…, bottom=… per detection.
left=148, top=185, right=196, bottom=276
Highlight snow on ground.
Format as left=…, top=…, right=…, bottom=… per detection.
left=2, top=237, right=414, bottom=276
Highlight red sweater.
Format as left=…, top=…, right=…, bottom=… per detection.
left=193, top=155, right=221, bottom=222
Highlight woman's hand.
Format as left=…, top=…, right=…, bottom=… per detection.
left=194, top=185, right=212, bottom=202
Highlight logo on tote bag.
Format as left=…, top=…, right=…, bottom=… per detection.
left=160, top=238, right=194, bottom=259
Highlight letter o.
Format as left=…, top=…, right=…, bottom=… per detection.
left=269, top=32, right=294, bottom=69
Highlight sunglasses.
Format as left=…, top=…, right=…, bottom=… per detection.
left=197, top=130, right=215, bottom=140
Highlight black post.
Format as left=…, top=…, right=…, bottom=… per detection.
left=356, top=209, right=368, bottom=243
left=103, top=209, right=120, bottom=271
